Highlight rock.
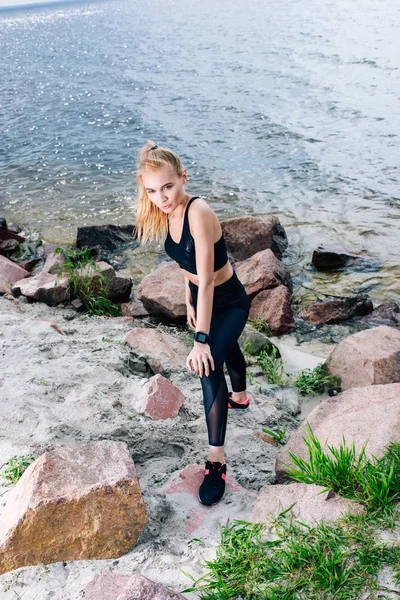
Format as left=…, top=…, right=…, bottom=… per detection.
left=326, top=325, right=400, bottom=389
left=0, top=278, right=12, bottom=294
left=251, top=483, right=365, bottom=526
left=12, top=271, right=69, bottom=306
left=71, top=298, right=84, bottom=311
left=312, top=244, right=378, bottom=271
left=0, top=217, right=7, bottom=228
left=254, top=430, right=278, bottom=446
left=76, top=224, right=136, bottom=254
left=0, top=226, right=25, bottom=243
left=0, top=255, right=30, bottom=291
left=135, top=374, right=185, bottom=420
left=234, top=249, right=292, bottom=300
left=76, top=261, right=132, bottom=303
left=83, top=572, right=185, bottom=600
left=121, top=299, right=149, bottom=318
left=238, top=324, right=276, bottom=355
left=275, top=383, right=400, bottom=482
left=126, top=328, right=188, bottom=376
left=258, top=384, right=301, bottom=415
left=37, top=242, right=59, bottom=259
left=0, top=440, right=147, bottom=575
left=249, top=285, right=294, bottom=335
left=16, top=257, right=42, bottom=273
left=298, top=295, right=373, bottom=325
left=357, top=301, right=400, bottom=330
left=164, top=463, right=247, bottom=497
left=220, top=215, right=288, bottom=260
left=0, top=239, right=19, bottom=257
left=137, top=261, right=186, bottom=321
left=42, top=249, right=67, bottom=274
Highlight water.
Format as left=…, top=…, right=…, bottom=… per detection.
left=1, top=0, right=399, bottom=304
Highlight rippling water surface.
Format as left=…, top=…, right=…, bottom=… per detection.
left=1, top=0, right=399, bottom=303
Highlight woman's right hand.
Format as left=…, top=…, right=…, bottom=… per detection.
left=187, top=303, right=197, bottom=329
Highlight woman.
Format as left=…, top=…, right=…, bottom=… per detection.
left=135, top=141, right=250, bottom=506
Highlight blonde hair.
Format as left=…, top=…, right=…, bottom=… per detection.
left=135, top=140, right=185, bottom=243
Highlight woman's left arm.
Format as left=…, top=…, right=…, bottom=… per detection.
left=186, top=202, right=215, bottom=377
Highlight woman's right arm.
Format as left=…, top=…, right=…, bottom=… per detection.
left=184, top=275, right=196, bottom=329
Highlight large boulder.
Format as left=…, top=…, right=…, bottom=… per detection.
left=0, top=255, right=30, bottom=291
left=275, top=383, right=400, bottom=482
left=137, top=261, right=186, bottom=321
left=0, top=226, right=25, bottom=243
left=298, top=295, right=373, bottom=325
left=126, top=328, right=188, bottom=376
left=12, top=271, right=69, bottom=305
left=220, top=215, right=288, bottom=260
left=327, top=325, right=400, bottom=389
left=234, top=249, right=292, bottom=300
left=134, top=373, right=185, bottom=420
left=249, top=284, right=294, bottom=335
left=251, top=483, right=364, bottom=526
left=83, top=572, right=185, bottom=600
left=0, top=440, right=147, bottom=575
left=357, top=301, right=400, bottom=330
left=76, top=224, right=137, bottom=253
left=312, top=244, right=379, bottom=271
left=121, top=299, right=149, bottom=318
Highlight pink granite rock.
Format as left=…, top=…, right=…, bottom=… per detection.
left=121, top=299, right=149, bottom=318
left=249, top=285, right=294, bottom=335
left=0, top=440, right=147, bottom=575
left=275, top=383, right=400, bottom=482
left=220, top=214, right=288, bottom=260
left=126, top=328, right=188, bottom=376
left=327, top=325, right=400, bottom=389
left=83, top=572, right=185, bottom=600
left=0, top=255, right=30, bottom=289
left=12, top=271, right=69, bottom=305
left=234, top=249, right=292, bottom=300
left=137, top=261, right=186, bottom=321
left=252, top=483, right=365, bottom=525
left=138, top=374, right=185, bottom=420
left=42, top=249, right=67, bottom=274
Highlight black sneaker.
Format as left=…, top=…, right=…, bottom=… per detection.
left=228, top=392, right=250, bottom=411
left=198, top=460, right=226, bottom=506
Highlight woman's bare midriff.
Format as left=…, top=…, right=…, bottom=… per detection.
left=182, top=260, right=234, bottom=288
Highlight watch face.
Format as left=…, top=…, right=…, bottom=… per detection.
left=196, top=332, right=207, bottom=343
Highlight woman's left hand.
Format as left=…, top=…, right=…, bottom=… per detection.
left=186, top=343, right=215, bottom=377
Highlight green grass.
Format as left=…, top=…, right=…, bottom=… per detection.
left=262, top=425, right=288, bottom=444
left=182, top=430, right=400, bottom=599
left=256, top=346, right=287, bottom=385
left=53, top=246, right=121, bottom=317
left=248, top=318, right=272, bottom=336
left=0, top=454, right=36, bottom=486
left=292, top=363, right=340, bottom=396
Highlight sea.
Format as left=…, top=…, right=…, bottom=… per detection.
left=0, top=0, right=399, bottom=304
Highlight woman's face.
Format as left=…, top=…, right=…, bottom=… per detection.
left=141, top=165, right=187, bottom=214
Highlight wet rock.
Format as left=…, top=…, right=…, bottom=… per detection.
left=234, top=248, right=292, bottom=300
left=221, top=214, right=288, bottom=260
left=252, top=483, right=365, bottom=525
left=275, top=383, right=400, bottom=482
left=312, top=244, right=378, bottom=271
left=76, top=224, right=136, bottom=254
left=0, top=440, right=148, bottom=575
left=12, top=271, right=69, bottom=305
left=0, top=226, right=25, bottom=243
left=327, top=325, right=400, bottom=389
left=298, top=295, right=373, bottom=325
left=84, top=571, right=185, bottom=600
left=126, top=327, right=188, bottom=376
left=135, top=374, right=185, bottom=420
left=357, top=301, right=400, bottom=330
left=249, top=284, right=294, bottom=335
left=238, top=324, right=276, bottom=355
left=0, top=255, right=30, bottom=292
left=137, top=261, right=186, bottom=321
left=0, top=239, right=19, bottom=257
left=121, top=299, right=149, bottom=318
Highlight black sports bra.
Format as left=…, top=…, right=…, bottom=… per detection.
left=164, top=196, right=229, bottom=275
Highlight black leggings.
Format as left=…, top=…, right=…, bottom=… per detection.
left=189, top=271, right=250, bottom=447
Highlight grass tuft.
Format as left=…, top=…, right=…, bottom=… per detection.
left=0, top=454, right=36, bottom=486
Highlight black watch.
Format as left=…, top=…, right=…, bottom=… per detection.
left=193, top=331, right=209, bottom=344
